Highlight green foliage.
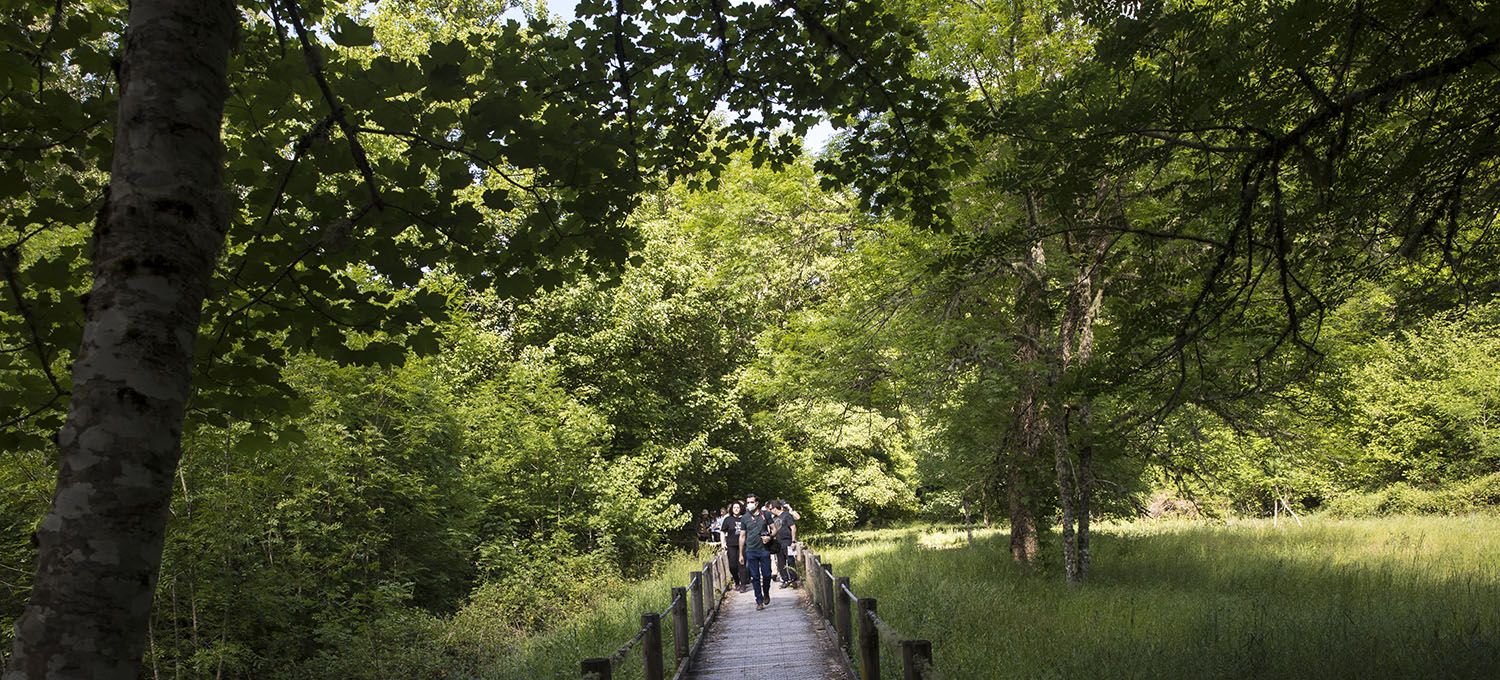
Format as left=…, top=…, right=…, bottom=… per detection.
left=1331, top=302, right=1500, bottom=488
left=0, top=449, right=49, bottom=636
left=1137, top=298, right=1500, bottom=517
left=2, top=0, right=1499, bottom=672
left=1323, top=474, right=1500, bottom=518
left=3, top=0, right=963, bottom=439
left=118, top=308, right=672, bottom=676
left=271, top=550, right=715, bottom=680
left=2, top=153, right=934, bottom=673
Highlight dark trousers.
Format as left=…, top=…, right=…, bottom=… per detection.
left=726, top=543, right=745, bottom=584
left=774, top=547, right=796, bottom=583
left=745, top=551, right=773, bottom=604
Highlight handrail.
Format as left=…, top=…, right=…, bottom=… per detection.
left=794, top=540, right=943, bottom=680
left=605, top=626, right=649, bottom=666
left=658, top=589, right=684, bottom=620
left=580, top=547, right=730, bottom=680
left=580, top=536, right=944, bottom=680
left=865, top=608, right=904, bottom=647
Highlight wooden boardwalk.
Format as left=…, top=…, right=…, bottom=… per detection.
left=577, top=543, right=939, bottom=680
left=685, top=581, right=850, bottom=680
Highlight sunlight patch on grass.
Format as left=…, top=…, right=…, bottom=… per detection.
left=916, top=527, right=1003, bottom=550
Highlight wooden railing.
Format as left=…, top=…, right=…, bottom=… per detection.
left=579, top=547, right=732, bottom=680
left=795, top=540, right=945, bottom=680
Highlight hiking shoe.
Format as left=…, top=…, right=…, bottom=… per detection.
left=778, top=581, right=790, bottom=589
left=756, top=602, right=765, bottom=611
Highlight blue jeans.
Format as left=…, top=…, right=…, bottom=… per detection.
left=744, top=551, right=773, bottom=604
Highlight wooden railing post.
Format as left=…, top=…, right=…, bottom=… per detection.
left=902, top=639, right=933, bottom=680
left=796, top=542, right=806, bottom=582
left=704, top=562, right=716, bottom=610
left=835, top=575, right=852, bottom=651
left=808, top=555, right=819, bottom=612
left=642, top=613, right=664, bottom=680
left=857, top=598, right=879, bottom=680
left=581, top=658, right=612, bottom=680
left=671, top=586, right=690, bottom=659
left=806, top=553, right=819, bottom=611
left=689, top=573, right=705, bottom=627
left=822, top=562, right=835, bottom=623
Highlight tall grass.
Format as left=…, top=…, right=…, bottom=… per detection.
left=814, top=516, right=1500, bottom=679
left=476, top=549, right=713, bottom=680
left=294, top=549, right=718, bottom=680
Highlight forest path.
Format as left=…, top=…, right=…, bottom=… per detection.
left=685, top=578, right=849, bottom=680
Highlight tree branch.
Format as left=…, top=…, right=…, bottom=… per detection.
left=280, top=0, right=384, bottom=210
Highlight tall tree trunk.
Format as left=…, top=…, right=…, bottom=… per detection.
left=1049, top=258, right=1082, bottom=583
left=1072, top=287, right=1103, bottom=581
left=1076, top=399, right=1095, bottom=579
left=1051, top=216, right=1109, bottom=583
left=1007, top=200, right=1047, bottom=564
left=960, top=494, right=975, bottom=547
left=1050, top=405, right=1079, bottom=581
left=1005, top=460, right=1039, bottom=562
left=5, top=2, right=238, bottom=678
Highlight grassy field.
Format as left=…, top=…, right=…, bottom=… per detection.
left=812, top=516, right=1500, bottom=680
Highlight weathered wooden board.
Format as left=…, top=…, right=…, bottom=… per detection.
left=685, top=583, right=851, bottom=680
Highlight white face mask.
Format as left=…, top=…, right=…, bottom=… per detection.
left=747, top=502, right=758, bottom=512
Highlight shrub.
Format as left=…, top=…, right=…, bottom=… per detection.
left=1324, top=473, right=1500, bottom=517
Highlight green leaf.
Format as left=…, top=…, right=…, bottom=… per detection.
left=482, top=188, right=514, bottom=211
left=331, top=16, right=375, bottom=47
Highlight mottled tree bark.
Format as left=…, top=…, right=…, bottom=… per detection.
left=1006, top=200, right=1047, bottom=564
left=5, top=2, right=238, bottom=678
left=1050, top=406, right=1078, bottom=580
left=1005, top=461, right=1039, bottom=562
left=1073, top=287, right=1102, bottom=581
left=1050, top=224, right=1108, bottom=583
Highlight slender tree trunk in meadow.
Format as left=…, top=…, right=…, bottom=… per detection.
left=1072, top=286, right=1103, bottom=581
left=1051, top=222, right=1108, bottom=583
left=1050, top=405, right=1079, bottom=580
left=4, top=2, right=238, bottom=677
left=1007, top=197, right=1048, bottom=563
left=1049, top=259, right=1081, bottom=582
left=1076, top=399, right=1094, bottom=578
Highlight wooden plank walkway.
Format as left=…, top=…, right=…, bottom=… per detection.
left=685, top=580, right=850, bottom=680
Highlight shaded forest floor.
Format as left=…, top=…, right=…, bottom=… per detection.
left=814, top=516, right=1500, bottom=680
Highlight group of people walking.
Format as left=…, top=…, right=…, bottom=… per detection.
left=696, top=494, right=800, bottom=611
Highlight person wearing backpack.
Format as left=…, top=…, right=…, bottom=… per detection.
left=737, top=494, right=775, bottom=610
left=770, top=500, right=799, bottom=588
